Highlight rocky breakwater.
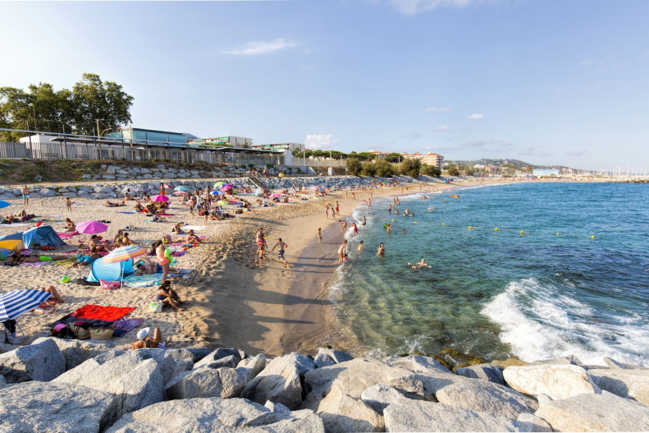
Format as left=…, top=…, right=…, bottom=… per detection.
left=5, top=338, right=646, bottom=432
left=0, top=175, right=413, bottom=201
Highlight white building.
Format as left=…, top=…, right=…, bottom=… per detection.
left=401, top=151, right=444, bottom=168
left=192, top=136, right=253, bottom=147
left=252, top=143, right=305, bottom=166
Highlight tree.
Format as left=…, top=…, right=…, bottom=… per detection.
left=400, top=158, right=421, bottom=178
left=71, top=73, right=134, bottom=135
left=447, top=164, right=460, bottom=176
left=374, top=159, right=396, bottom=177
left=346, top=158, right=362, bottom=176
left=421, top=164, right=441, bottom=177
left=465, top=166, right=475, bottom=176
left=361, top=161, right=377, bottom=176
left=384, top=152, right=402, bottom=163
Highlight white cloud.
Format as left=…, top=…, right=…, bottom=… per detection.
left=401, top=133, right=422, bottom=139
left=426, top=107, right=453, bottom=112
left=435, top=125, right=449, bottom=131
left=224, top=38, right=297, bottom=56
left=388, top=0, right=490, bottom=16
left=467, top=113, right=484, bottom=121
left=305, top=134, right=341, bottom=149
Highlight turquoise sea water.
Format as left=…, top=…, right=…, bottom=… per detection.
left=331, top=183, right=649, bottom=366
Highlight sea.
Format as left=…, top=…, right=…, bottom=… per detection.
left=330, top=182, right=649, bottom=367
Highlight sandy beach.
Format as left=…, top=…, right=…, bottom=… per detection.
left=0, top=177, right=512, bottom=355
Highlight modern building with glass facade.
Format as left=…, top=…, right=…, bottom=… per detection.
left=108, top=127, right=194, bottom=144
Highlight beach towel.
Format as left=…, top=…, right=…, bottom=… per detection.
left=51, top=258, right=76, bottom=266
left=57, top=231, right=79, bottom=239
left=116, top=211, right=137, bottom=214
left=124, top=273, right=162, bottom=288
left=181, top=225, right=208, bottom=231
left=110, top=318, right=144, bottom=337
left=71, top=305, right=135, bottom=322
left=20, top=262, right=48, bottom=267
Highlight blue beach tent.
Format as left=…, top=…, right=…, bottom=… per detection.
left=87, top=258, right=134, bottom=282
left=0, top=231, right=24, bottom=242
left=22, top=226, right=65, bottom=249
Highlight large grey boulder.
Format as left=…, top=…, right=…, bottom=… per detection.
left=31, top=337, right=107, bottom=370
left=185, top=347, right=213, bottom=362
left=94, top=349, right=126, bottom=365
left=166, top=366, right=247, bottom=400
left=303, top=358, right=426, bottom=411
left=516, top=413, right=552, bottom=432
left=455, top=363, right=505, bottom=385
left=360, top=384, right=411, bottom=415
left=0, top=381, right=117, bottom=432
left=237, top=353, right=268, bottom=382
left=384, top=400, right=520, bottom=432
left=316, top=381, right=384, bottom=432
left=0, top=338, right=65, bottom=383
left=589, top=368, right=649, bottom=406
left=54, top=351, right=165, bottom=418
left=535, top=390, right=649, bottom=431
left=503, top=364, right=600, bottom=400
left=530, top=355, right=583, bottom=366
left=107, top=397, right=325, bottom=433
left=193, top=347, right=242, bottom=370
left=603, top=356, right=644, bottom=370
left=314, top=347, right=354, bottom=368
left=241, top=353, right=304, bottom=410
left=382, top=354, right=468, bottom=400
left=436, top=380, right=538, bottom=420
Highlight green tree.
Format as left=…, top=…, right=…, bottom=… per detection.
left=361, top=161, right=377, bottom=176
left=421, top=164, right=441, bottom=177
left=384, top=152, right=402, bottom=163
left=71, top=73, right=134, bottom=135
left=400, top=158, right=421, bottom=178
left=465, top=166, right=475, bottom=176
left=447, top=164, right=460, bottom=176
left=346, top=158, right=362, bottom=176
left=374, top=159, right=396, bottom=177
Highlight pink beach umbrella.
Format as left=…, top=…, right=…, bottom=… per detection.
left=151, top=194, right=170, bottom=202
left=76, top=221, right=108, bottom=234
left=270, top=193, right=282, bottom=198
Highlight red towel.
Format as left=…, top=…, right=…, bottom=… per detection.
left=71, top=305, right=136, bottom=321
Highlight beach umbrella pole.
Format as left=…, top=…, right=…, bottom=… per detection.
left=16, top=321, right=25, bottom=338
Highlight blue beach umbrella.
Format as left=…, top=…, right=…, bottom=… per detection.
left=0, top=289, right=51, bottom=322
left=0, top=200, right=10, bottom=209
left=174, top=186, right=189, bottom=192
left=210, top=191, right=224, bottom=195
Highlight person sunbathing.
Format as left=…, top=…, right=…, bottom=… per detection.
left=132, top=327, right=163, bottom=350
left=186, top=230, right=203, bottom=244
left=105, top=200, right=126, bottom=207
left=65, top=218, right=76, bottom=232
left=134, top=201, right=144, bottom=213
left=121, top=232, right=139, bottom=246
left=134, top=258, right=158, bottom=275
left=70, top=247, right=101, bottom=267
left=19, top=253, right=68, bottom=263
left=124, top=192, right=132, bottom=201
left=172, top=223, right=184, bottom=234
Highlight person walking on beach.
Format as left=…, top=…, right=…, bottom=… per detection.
left=335, top=201, right=340, bottom=215
left=338, top=240, right=347, bottom=264
left=22, top=186, right=29, bottom=207
left=317, top=228, right=322, bottom=244
left=272, top=238, right=289, bottom=268
left=352, top=222, right=358, bottom=236
left=66, top=197, right=72, bottom=212
left=325, top=205, right=329, bottom=219
left=256, top=228, right=267, bottom=250
left=257, top=245, right=265, bottom=267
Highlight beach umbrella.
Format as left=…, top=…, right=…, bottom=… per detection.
left=151, top=194, right=170, bottom=202
left=270, top=193, right=282, bottom=198
left=172, top=191, right=186, bottom=196
left=76, top=221, right=108, bottom=234
left=174, top=186, right=189, bottom=192
left=101, top=246, right=146, bottom=283
left=214, top=182, right=225, bottom=188
left=221, top=184, right=232, bottom=191
left=0, top=289, right=51, bottom=322
left=163, top=184, right=173, bottom=188
left=210, top=191, right=223, bottom=195
left=0, top=200, right=10, bottom=209
left=102, top=245, right=146, bottom=264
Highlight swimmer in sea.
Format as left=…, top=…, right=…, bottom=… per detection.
left=410, top=258, right=431, bottom=270
left=377, top=243, right=385, bottom=256
left=358, top=240, right=363, bottom=251
left=403, top=228, right=406, bottom=234
left=386, top=224, right=391, bottom=235
left=362, top=216, right=367, bottom=226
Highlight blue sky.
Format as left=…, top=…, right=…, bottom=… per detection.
left=1, top=0, right=648, bottom=169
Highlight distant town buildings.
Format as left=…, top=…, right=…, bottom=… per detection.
left=107, top=127, right=193, bottom=144
left=369, top=150, right=386, bottom=159
left=401, top=151, right=444, bottom=168
left=190, top=136, right=253, bottom=147
left=251, top=143, right=305, bottom=166
left=533, top=168, right=561, bottom=176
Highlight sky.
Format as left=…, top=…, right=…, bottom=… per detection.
left=1, top=0, right=648, bottom=170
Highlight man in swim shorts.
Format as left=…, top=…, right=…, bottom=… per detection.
left=22, top=185, right=29, bottom=207
left=272, top=238, right=289, bottom=268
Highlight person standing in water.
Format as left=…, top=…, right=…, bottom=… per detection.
left=377, top=243, right=385, bottom=256
left=362, top=216, right=367, bottom=226
left=388, top=204, right=392, bottom=214
left=358, top=240, right=363, bottom=251
left=338, top=240, right=347, bottom=264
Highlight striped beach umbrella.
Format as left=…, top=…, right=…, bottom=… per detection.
left=0, top=290, right=51, bottom=322
left=102, top=246, right=146, bottom=264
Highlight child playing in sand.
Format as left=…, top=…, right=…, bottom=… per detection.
left=271, top=238, right=289, bottom=268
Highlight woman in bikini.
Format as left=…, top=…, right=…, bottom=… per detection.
left=65, top=218, right=76, bottom=232
left=338, top=240, right=347, bottom=264
left=186, top=230, right=203, bottom=244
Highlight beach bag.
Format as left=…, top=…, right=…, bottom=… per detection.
left=148, top=302, right=162, bottom=313
left=89, top=328, right=115, bottom=340
left=100, top=280, right=121, bottom=290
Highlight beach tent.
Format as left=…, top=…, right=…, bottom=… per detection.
left=87, top=258, right=134, bottom=283
left=0, top=231, right=24, bottom=242
left=21, top=225, right=65, bottom=249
